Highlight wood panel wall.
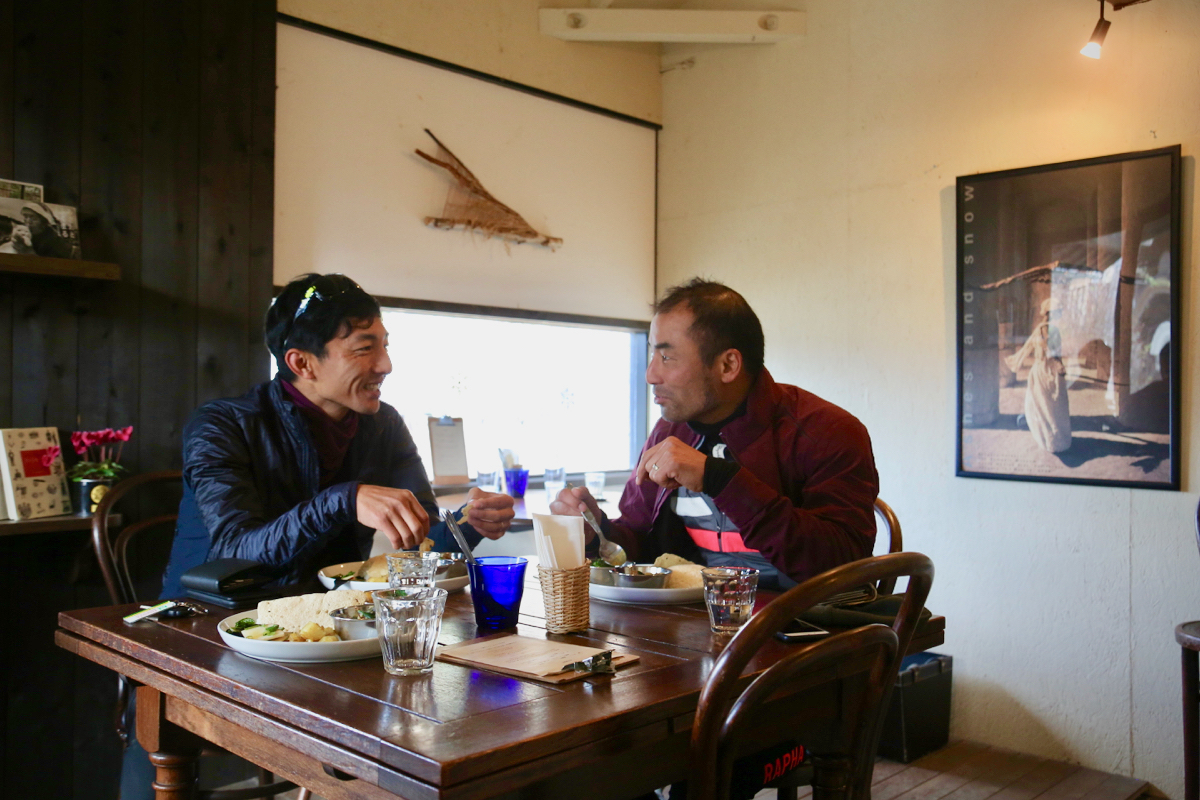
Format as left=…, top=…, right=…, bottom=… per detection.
left=0, top=2, right=276, bottom=797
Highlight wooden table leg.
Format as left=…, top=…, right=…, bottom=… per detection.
left=148, top=751, right=201, bottom=800
left=809, top=754, right=851, bottom=800
left=1184, top=645, right=1199, bottom=800
left=136, top=686, right=203, bottom=800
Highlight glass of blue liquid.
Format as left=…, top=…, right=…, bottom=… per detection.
left=467, top=556, right=528, bottom=629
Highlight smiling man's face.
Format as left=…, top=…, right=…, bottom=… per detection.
left=303, top=316, right=392, bottom=419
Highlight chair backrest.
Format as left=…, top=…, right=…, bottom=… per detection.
left=689, top=551, right=934, bottom=800
left=873, top=498, right=903, bottom=594
left=91, top=470, right=183, bottom=606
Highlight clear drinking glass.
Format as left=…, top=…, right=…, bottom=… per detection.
left=372, top=587, right=448, bottom=676
left=584, top=471, right=606, bottom=499
left=702, top=566, right=760, bottom=633
left=543, top=467, right=566, bottom=504
left=476, top=470, right=501, bottom=493
left=386, top=551, right=441, bottom=589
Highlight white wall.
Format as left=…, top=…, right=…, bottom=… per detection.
left=657, top=1, right=1199, bottom=796
left=274, top=23, right=657, bottom=321
left=278, top=0, right=662, bottom=124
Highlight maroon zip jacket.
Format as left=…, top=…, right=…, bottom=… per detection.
left=606, top=369, right=879, bottom=584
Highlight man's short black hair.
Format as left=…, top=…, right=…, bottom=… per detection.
left=265, top=273, right=381, bottom=381
left=654, top=278, right=765, bottom=377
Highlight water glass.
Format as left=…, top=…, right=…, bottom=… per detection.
left=702, top=566, right=759, bottom=634
left=476, top=470, right=501, bottom=493
left=504, top=468, right=529, bottom=498
left=468, top=556, right=528, bottom=629
left=386, top=551, right=441, bottom=589
left=372, top=587, right=448, bottom=676
left=584, top=471, right=606, bottom=499
left=543, top=467, right=566, bottom=504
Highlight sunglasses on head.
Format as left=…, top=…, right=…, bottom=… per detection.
left=292, top=275, right=364, bottom=321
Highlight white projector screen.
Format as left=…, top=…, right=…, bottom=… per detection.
left=275, top=22, right=658, bottom=322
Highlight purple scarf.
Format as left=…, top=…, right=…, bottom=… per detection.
left=281, top=379, right=359, bottom=487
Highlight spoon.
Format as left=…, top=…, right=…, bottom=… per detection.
left=566, top=483, right=627, bottom=566
left=441, top=508, right=477, bottom=566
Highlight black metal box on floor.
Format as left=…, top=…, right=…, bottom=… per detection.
left=877, top=652, right=952, bottom=763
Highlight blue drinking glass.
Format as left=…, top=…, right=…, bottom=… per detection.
left=504, top=468, right=529, bottom=498
left=468, top=556, right=528, bottom=629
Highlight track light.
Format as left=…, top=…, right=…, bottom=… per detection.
left=1081, top=0, right=1110, bottom=58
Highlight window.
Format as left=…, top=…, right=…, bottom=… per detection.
left=379, top=307, right=650, bottom=480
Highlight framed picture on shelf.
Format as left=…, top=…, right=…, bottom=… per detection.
left=956, top=145, right=1180, bottom=490
left=0, top=177, right=43, bottom=201
left=0, top=198, right=81, bottom=260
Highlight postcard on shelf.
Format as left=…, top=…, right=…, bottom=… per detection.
left=0, top=427, right=72, bottom=520
left=436, top=633, right=638, bottom=684
left=0, top=198, right=81, bottom=259
left=0, top=178, right=43, bottom=202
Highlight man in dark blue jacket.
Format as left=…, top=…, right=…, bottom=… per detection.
left=160, top=273, right=515, bottom=597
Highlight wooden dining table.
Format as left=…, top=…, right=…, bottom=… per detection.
left=56, top=572, right=944, bottom=800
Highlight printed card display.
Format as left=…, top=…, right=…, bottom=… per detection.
left=0, top=428, right=72, bottom=519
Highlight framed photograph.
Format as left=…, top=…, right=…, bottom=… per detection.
left=956, top=146, right=1180, bottom=490
left=0, top=198, right=81, bottom=260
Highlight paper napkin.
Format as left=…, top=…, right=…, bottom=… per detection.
left=531, top=513, right=585, bottom=569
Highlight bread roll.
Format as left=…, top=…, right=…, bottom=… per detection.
left=359, top=539, right=438, bottom=582
left=653, top=553, right=696, bottom=569
left=664, top=564, right=705, bottom=589
left=358, top=553, right=392, bottom=583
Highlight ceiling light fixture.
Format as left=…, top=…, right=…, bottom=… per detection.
left=1080, top=0, right=1110, bottom=58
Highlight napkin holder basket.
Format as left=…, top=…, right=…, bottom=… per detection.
left=537, top=563, right=590, bottom=634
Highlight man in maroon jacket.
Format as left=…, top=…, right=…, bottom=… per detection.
left=553, top=278, right=878, bottom=591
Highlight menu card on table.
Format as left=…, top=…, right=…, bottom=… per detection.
left=437, top=633, right=638, bottom=684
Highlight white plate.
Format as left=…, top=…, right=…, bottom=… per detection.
left=588, top=582, right=704, bottom=605
left=217, top=613, right=381, bottom=664
left=318, top=561, right=469, bottom=594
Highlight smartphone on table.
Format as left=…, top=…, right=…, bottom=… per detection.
left=774, top=618, right=829, bottom=643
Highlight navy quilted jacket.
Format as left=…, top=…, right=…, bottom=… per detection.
left=160, top=378, right=476, bottom=598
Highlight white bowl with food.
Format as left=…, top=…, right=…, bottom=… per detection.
left=217, top=591, right=382, bottom=663
left=588, top=554, right=706, bottom=605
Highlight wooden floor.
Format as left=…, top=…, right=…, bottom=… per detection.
left=781, top=740, right=1149, bottom=800
left=227, top=740, right=1150, bottom=800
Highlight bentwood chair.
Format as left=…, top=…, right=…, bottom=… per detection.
left=93, top=470, right=302, bottom=800
left=873, top=498, right=904, bottom=594
left=688, top=552, right=935, bottom=800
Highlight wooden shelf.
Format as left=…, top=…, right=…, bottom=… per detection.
left=0, top=252, right=120, bottom=281
left=0, top=512, right=122, bottom=537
